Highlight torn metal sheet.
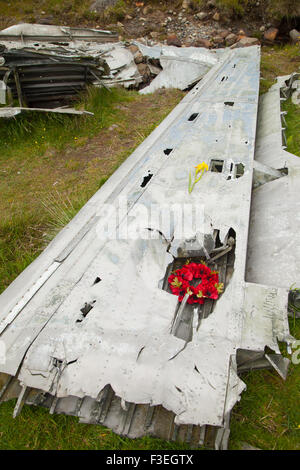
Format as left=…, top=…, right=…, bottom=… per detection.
left=0, top=24, right=141, bottom=110
left=98, top=44, right=142, bottom=88
left=254, top=74, right=300, bottom=170
left=291, top=78, right=300, bottom=106
left=0, top=39, right=141, bottom=110
left=136, top=42, right=223, bottom=94
left=0, top=80, right=6, bottom=104
left=0, top=23, right=118, bottom=43
left=0, top=46, right=109, bottom=109
left=0, top=106, right=93, bottom=118
left=246, top=75, right=300, bottom=292
left=0, top=46, right=294, bottom=449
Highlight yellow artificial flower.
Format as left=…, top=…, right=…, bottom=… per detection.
left=195, top=162, right=209, bottom=174
left=189, top=162, right=209, bottom=193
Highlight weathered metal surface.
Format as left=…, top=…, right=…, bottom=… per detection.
left=136, top=42, right=223, bottom=94
left=246, top=75, right=300, bottom=292
left=0, top=24, right=140, bottom=111
left=0, top=106, right=94, bottom=118
left=0, top=47, right=109, bottom=109
left=0, top=23, right=118, bottom=43
left=0, top=46, right=294, bottom=448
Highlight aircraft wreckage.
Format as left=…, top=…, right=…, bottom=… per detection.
left=0, top=45, right=299, bottom=450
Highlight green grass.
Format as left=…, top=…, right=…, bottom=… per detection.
left=282, top=99, right=300, bottom=157
left=0, top=87, right=131, bottom=159
left=260, top=44, right=300, bottom=94
left=216, top=0, right=248, bottom=15
left=229, top=318, right=300, bottom=450
left=0, top=402, right=193, bottom=450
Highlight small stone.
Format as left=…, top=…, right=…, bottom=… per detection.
left=192, top=38, right=212, bottom=48
left=219, top=29, right=230, bottom=39
left=150, top=31, right=160, bottom=39
left=125, top=14, right=133, bottom=20
left=143, top=5, right=151, bottom=14
left=231, top=37, right=260, bottom=48
left=213, top=36, right=224, bottom=45
left=213, top=12, right=220, bottom=21
left=182, top=0, right=191, bottom=8
left=137, top=63, right=151, bottom=78
left=207, top=0, right=216, bottom=7
left=167, top=33, right=182, bottom=47
left=264, top=27, right=279, bottom=41
left=117, top=22, right=124, bottom=28
left=241, top=442, right=261, bottom=451
left=225, top=33, right=237, bottom=46
left=196, top=12, right=208, bottom=20
left=128, top=44, right=139, bottom=54
left=259, top=25, right=265, bottom=32
left=134, top=51, right=144, bottom=64
left=289, top=29, right=300, bottom=43
left=38, top=17, right=54, bottom=25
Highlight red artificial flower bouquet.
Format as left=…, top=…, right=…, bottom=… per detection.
left=168, top=262, right=224, bottom=305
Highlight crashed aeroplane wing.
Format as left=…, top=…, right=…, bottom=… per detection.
left=0, top=46, right=294, bottom=449
left=247, top=74, right=300, bottom=294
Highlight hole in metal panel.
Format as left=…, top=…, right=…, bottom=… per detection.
left=141, top=172, right=153, bottom=188
left=188, top=113, right=199, bottom=122
left=76, top=300, right=96, bottom=323
left=224, top=101, right=234, bottom=106
left=52, top=358, right=63, bottom=368
left=235, top=163, right=244, bottom=178
left=278, top=167, right=288, bottom=175
left=210, top=159, right=224, bottom=173
left=164, top=148, right=173, bottom=155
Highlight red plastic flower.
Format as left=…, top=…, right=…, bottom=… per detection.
left=168, top=262, right=223, bottom=305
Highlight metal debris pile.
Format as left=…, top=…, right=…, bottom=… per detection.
left=0, top=23, right=223, bottom=118
left=0, top=24, right=138, bottom=117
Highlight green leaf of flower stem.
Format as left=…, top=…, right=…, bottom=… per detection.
left=188, top=171, right=192, bottom=193
left=195, top=170, right=204, bottom=183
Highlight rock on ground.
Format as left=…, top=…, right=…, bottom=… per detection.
left=264, top=27, right=279, bottom=41
left=231, top=37, right=260, bottom=48
left=290, top=29, right=300, bottom=43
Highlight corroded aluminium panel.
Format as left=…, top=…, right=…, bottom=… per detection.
left=246, top=76, right=300, bottom=290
